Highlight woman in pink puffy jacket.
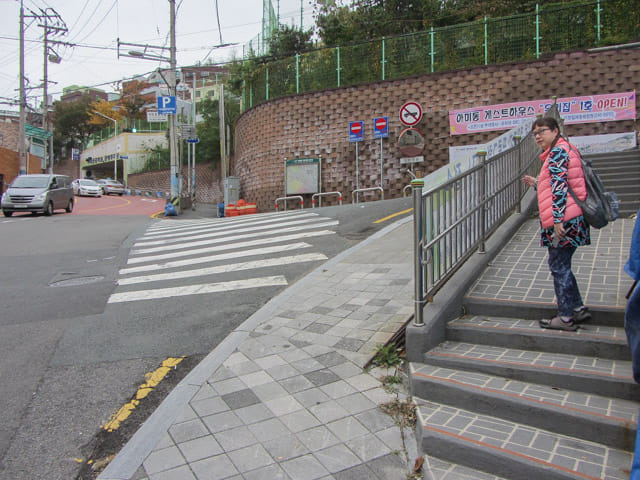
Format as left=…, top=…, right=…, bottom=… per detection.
left=522, top=117, right=591, bottom=331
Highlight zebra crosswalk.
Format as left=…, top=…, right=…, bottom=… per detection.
left=107, top=210, right=338, bottom=304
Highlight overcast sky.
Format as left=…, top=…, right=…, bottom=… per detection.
left=0, top=0, right=318, bottom=110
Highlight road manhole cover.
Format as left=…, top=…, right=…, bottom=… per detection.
left=50, top=276, right=105, bottom=287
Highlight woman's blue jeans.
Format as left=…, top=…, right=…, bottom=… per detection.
left=547, top=246, right=583, bottom=317
left=626, top=283, right=640, bottom=383
left=627, top=284, right=640, bottom=479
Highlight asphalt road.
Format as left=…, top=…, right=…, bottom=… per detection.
left=0, top=195, right=412, bottom=479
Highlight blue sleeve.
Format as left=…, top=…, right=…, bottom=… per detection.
left=547, top=146, right=569, bottom=223
left=625, top=208, right=640, bottom=280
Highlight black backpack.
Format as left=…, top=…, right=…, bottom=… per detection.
left=567, top=145, right=619, bottom=229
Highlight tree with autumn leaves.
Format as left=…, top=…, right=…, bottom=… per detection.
left=87, top=79, right=155, bottom=131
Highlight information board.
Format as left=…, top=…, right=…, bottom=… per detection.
left=286, top=158, right=320, bottom=195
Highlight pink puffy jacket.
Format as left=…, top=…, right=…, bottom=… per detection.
left=537, top=138, right=587, bottom=229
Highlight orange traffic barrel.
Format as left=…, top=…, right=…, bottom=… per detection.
left=247, top=202, right=257, bottom=214
left=236, top=199, right=248, bottom=215
left=225, top=203, right=238, bottom=216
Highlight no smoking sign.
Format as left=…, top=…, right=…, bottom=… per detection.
left=400, top=101, right=423, bottom=126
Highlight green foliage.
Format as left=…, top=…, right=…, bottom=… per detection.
left=268, top=24, right=314, bottom=59
left=194, top=93, right=240, bottom=167
left=51, top=93, right=100, bottom=157
left=240, top=0, right=638, bottom=110
left=139, top=143, right=170, bottom=173
left=371, top=342, right=403, bottom=368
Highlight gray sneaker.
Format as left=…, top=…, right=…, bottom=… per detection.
left=573, top=307, right=592, bottom=324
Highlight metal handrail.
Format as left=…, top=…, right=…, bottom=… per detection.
left=311, top=191, right=343, bottom=208
left=275, top=195, right=304, bottom=211
left=412, top=103, right=561, bottom=326
left=352, top=187, right=384, bottom=204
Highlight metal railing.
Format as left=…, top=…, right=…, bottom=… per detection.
left=412, top=104, right=561, bottom=326
left=241, top=0, right=637, bottom=111
left=312, top=191, right=343, bottom=208
left=275, top=195, right=304, bottom=211
left=352, top=187, right=384, bottom=204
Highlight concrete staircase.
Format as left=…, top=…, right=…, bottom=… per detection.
left=585, top=148, right=640, bottom=218
left=410, top=303, right=638, bottom=479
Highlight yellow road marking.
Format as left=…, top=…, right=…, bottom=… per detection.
left=151, top=210, right=165, bottom=219
left=374, top=208, right=413, bottom=224
left=102, top=357, right=185, bottom=432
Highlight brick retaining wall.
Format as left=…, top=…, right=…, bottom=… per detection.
left=234, top=49, right=640, bottom=212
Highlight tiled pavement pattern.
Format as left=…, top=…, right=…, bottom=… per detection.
left=426, top=341, right=634, bottom=378
left=101, top=218, right=422, bottom=480
left=101, top=212, right=639, bottom=480
left=449, top=315, right=629, bottom=341
left=467, top=218, right=635, bottom=309
left=417, top=401, right=631, bottom=480
left=411, top=363, right=638, bottom=429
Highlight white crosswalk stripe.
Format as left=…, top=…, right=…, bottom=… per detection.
left=107, top=211, right=338, bottom=304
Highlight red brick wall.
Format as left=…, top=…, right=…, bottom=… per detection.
left=0, top=147, right=43, bottom=193
left=234, top=49, right=640, bottom=212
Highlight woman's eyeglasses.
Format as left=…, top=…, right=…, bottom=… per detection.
left=532, top=128, right=551, bottom=137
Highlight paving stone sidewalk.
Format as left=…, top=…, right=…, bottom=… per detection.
left=99, top=216, right=421, bottom=480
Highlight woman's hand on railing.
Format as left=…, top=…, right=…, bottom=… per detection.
left=522, top=175, right=537, bottom=188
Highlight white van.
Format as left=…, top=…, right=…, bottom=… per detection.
left=1, top=174, right=74, bottom=217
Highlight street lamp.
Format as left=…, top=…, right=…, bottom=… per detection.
left=92, top=110, right=118, bottom=180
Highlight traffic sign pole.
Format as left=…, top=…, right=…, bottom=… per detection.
left=380, top=137, right=383, bottom=189
left=374, top=116, right=388, bottom=189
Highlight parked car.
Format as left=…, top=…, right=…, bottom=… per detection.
left=72, top=179, right=102, bottom=197
left=96, top=179, right=125, bottom=196
left=1, top=174, right=74, bottom=217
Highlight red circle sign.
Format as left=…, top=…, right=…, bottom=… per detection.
left=350, top=122, right=363, bottom=134
left=375, top=117, right=387, bottom=130
left=400, top=101, right=423, bottom=126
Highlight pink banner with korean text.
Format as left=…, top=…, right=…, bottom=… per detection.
left=449, top=91, right=636, bottom=135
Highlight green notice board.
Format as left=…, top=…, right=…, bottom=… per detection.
left=286, top=158, right=319, bottom=195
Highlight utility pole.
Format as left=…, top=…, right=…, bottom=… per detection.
left=39, top=10, right=66, bottom=173
left=19, top=0, right=26, bottom=175
left=168, top=0, right=180, bottom=208
left=117, top=1, right=178, bottom=210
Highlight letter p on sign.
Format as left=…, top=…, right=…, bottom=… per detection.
left=157, top=96, right=177, bottom=114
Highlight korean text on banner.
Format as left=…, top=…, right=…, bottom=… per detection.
left=449, top=91, right=636, bottom=135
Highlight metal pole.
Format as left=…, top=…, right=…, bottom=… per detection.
left=19, top=0, right=27, bottom=175
left=192, top=72, right=196, bottom=209
left=169, top=0, right=180, bottom=208
left=514, top=135, right=522, bottom=213
left=379, top=137, right=383, bottom=188
left=43, top=15, right=50, bottom=173
left=478, top=151, right=487, bottom=253
left=355, top=142, right=359, bottom=203
left=412, top=179, right=425, bottom=326
left=219, top=83, right=226, bottom=178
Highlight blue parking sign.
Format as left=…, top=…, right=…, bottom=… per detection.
left=157, top=96, right=177, bottom=114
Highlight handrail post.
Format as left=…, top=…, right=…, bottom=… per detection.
left=412, top=178, right=425, bottom=327
left=478, top=151, right=487, bottom=254
left=514, top=135, right=522, bottom=214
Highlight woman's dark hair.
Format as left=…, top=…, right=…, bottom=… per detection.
left=531, top=116, right=562, bottom=148
left=531, top=116, right=560, bottom=132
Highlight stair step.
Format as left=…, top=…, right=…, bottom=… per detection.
left=423, top=341, right=639, bottom=401
left=447, top=316, right=630, bottom=360
left=416, top=400, right=633, bottom=480
left=421, top=456, right=510, bottom=479
left=410, top=362, right=638, bottom=450
left=461, top=297, right=625, bottom=326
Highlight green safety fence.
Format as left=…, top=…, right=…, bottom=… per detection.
left=86, top=118, right=167, bottom=147
left=242, top=0, right=638, bottom=111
